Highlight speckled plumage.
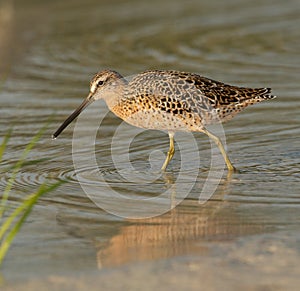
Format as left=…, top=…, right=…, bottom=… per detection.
left=53, top=69, right=276, bottom=171
left=110, top=70, right=275, bottom=131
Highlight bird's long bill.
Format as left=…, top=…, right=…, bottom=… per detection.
left=52, top=94, right=93, bottom=139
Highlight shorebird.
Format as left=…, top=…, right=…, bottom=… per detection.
left=53, top=69, right=275, bottom=171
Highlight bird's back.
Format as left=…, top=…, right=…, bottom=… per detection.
left=113, top=70, right=275, bottom=131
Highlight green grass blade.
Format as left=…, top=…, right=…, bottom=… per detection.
left=0, top=181, right=64, bottom=240
left=0, top=124, right=48, bottom=217
left=0, top=181, right=63, bottom=265
left=0, top=128, right=12, bottom=161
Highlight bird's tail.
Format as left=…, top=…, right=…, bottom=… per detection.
left=252, top=87, right=276, bottom=101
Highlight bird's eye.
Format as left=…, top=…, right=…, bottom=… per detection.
left=97, top=80, right=104, bottom=86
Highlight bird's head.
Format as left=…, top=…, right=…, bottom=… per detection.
left=52, top=70, right=126, bottom=139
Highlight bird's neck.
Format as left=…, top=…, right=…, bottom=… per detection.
left=103, top=78, right=128, bottom=111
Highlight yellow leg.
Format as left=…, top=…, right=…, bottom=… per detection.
left=161, top=132, right=175, bottom=171
left=203, top=129, right=236, bottom=171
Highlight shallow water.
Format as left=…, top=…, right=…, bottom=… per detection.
left=0, top=0, right=300, bottom=289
